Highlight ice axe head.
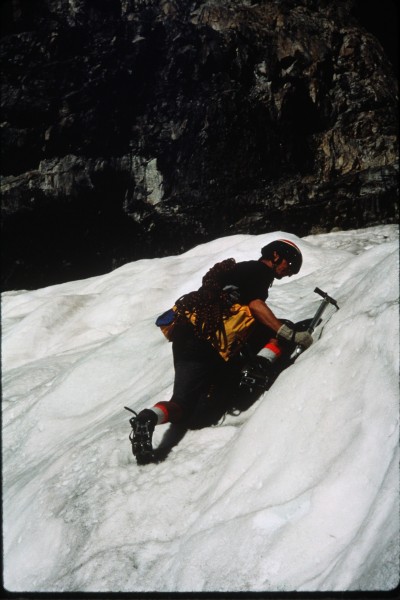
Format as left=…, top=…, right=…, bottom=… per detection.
left=314, top=287, right=339, bottom=310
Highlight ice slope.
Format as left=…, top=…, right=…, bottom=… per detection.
left=2, top=225, right=399, bottom=592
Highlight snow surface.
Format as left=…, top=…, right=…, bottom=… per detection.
left=2, top=225, right=399, bottom=593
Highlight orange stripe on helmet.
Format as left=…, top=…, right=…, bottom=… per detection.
left=278, top=239, right=301, bottom=252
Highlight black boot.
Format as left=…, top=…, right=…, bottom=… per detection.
left=128, top=409, right=158, bottom=465
left=239, top=356, right=273, bottom=393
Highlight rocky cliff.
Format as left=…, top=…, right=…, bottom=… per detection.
left=1, top=0, right=398, bottom=290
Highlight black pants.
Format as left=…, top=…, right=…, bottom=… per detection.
left=165, top=321, right=277, bottom=427
left=169, top=322, right=237, bottom=426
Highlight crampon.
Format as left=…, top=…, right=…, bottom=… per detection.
left=125, top=407, right=156, bottom=465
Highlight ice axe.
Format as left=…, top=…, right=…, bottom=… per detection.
left=290, top=287, right=339, bottom=360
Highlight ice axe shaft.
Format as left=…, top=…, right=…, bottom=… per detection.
left=291, top=288, right=339, bottom=359
left=307, top=288, right=339, bottom=333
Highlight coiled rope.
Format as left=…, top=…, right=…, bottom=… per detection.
left=175, top=258, right=236, bottom=351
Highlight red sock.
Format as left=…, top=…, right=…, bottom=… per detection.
left=151, top=401, right=183, bottom=424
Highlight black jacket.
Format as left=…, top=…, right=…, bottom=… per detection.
left=219, top=260, right=274, bottom=305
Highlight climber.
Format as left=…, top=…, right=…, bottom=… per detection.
left=129, top=239, right=313, bottom=464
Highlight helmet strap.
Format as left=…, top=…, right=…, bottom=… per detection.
left=271, top=254, right=283, bottom=274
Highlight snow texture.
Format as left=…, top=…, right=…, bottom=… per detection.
left=2, top=225, right=399, bottom=592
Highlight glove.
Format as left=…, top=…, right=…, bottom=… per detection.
left=277, top=323, right=313, bottom=349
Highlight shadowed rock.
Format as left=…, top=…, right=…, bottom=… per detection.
left=1, top=0, right=398, bottom=290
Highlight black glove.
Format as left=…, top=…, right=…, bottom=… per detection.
left=277, top=324, right=313, bottom=349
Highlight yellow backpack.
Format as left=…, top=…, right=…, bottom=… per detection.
left=208, top=302, right=255, bottom=361
left=156, top=302, right=255, bottom=361
left=155, top=258, right=256, bottom=361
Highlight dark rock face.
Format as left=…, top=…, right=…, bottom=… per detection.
left=1, top=0, right=398, bottom=290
